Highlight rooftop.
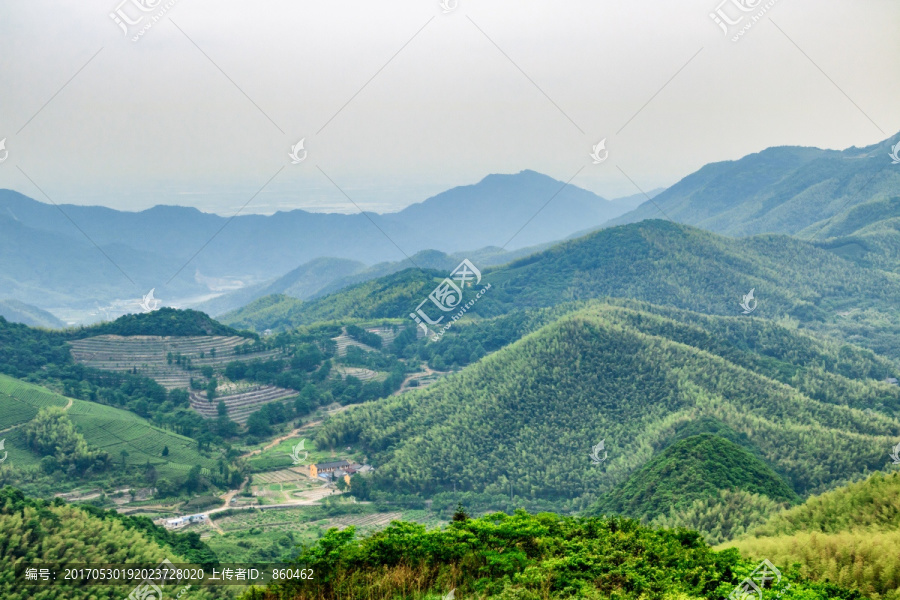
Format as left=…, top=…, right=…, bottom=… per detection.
left=315, top=460, right=351, bottom=470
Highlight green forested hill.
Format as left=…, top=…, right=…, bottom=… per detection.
left=607, top=134, right=900, bottom=236
left=811, top=196, right=900, bottom=272
left=725, top=470, right=900, bottom=600
left=744, top=470, right=900, bottom=537
left=0, top=487, right=220, bottom=600
left=222, top=220, right=900, bottom=359
left=317, top=302, right=900, bottom=512
left=69, top=307, right=250, bottom=338
left=244, top=510, right=859, bottom=600
left=592, top=434, right=799, bottom=521
left=221, top=269, right=441, bottom=331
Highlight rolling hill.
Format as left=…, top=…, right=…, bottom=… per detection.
left=810, top=196, right=900, bottom=272
left=222, top=219, right=900, bottom=360
left=71, top=307, right=250, bottom=338
left=315, top=301, right=900, bottom=512
left=592, top=433, right=800, bottom=522
left=198, top=245, right=552, bottom=317
left=725, top=470, right=900, bottom=600
left=608, top=133, right=900, bottom=237
left=0, top=487, right=220, bottom=600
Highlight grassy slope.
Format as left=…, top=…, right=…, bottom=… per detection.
left=221, top=269, right=442, bottom=332
left=316, top=302, right=900, bottom=511
left=724, top=470, right=900, bottom=600
left=0, top=374, right=215, bottom=480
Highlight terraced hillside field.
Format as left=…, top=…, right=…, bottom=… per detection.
left=0, top=374, right=217, bottom=480
left=332, top=326, right=399, bottom=357
left=189, top=386, right=297, bottom=424
left=0, top=376, right=69, bottom=431
left=69, top=335, right=281, bottom=389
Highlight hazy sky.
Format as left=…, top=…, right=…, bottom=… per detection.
left=0, top=0, right=898, bottom=215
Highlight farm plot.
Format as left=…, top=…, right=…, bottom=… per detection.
left=66, top=398, right=217, bottom=478
left=0, top=377, right=68, bottom=430
left=253, top=468, right=310, bottom=485
left=189, top=386, right=297, bottom=424
left=247, top=436, right=355, bottom=474
left=0, top=374, right=215, bottom=479
left=69, top=335, right=282, bottom=390
left=332, top=366, right=382, bottom=382
left=330, top=512, right=403, bottom=532
left=332, top=326, right=398, bottom=357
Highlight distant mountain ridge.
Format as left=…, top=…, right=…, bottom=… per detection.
left=0, top=170, right=635, bottom=311
left=197, top=244, right=551, bottom=316
left=609, top=134, right=900, bottom=236
left=0, top=300, right=65, bottom=329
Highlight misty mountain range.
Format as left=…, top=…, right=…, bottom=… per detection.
left=0, top=170, right=649, bottom=316
left=2, top=132, right=898, bottom=325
